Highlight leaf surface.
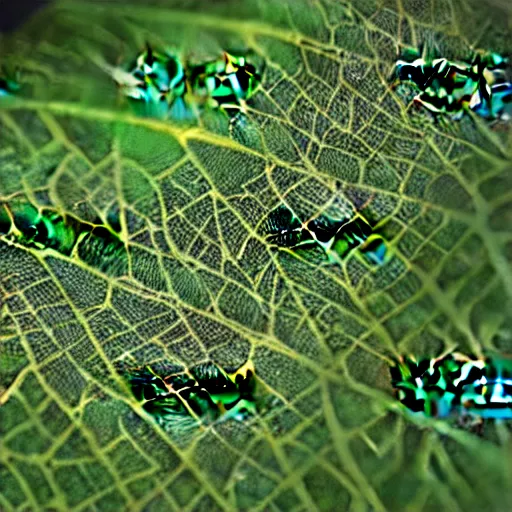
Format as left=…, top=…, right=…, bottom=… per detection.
left=1, top=1, right=512, bottom=510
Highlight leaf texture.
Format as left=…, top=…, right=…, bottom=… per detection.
left=1, top=0, right=512, bottom=510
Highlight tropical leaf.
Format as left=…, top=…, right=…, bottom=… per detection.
left=1, top=0, right=512, bottom=510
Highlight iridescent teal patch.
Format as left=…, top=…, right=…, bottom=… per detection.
left=0, top=68, right=21, bottom=97
left=263, top=205, right=391, bottom=266
left=0, top=200, right=127, bottom=276
left=188, top=52, right=262, bottom=111
left=394, top=48, right=511, bottom=121
left=391, top=353, right=512, bottom=423
left=125, top=361, right=258, bottom=430
left=111, top=45, right=262, bottom=120
left=121, top=45, right=187, bottom=119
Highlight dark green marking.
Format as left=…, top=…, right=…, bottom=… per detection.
left=262, top=205, right=313, bottom=248
left=112, top=47, right=262, bottom=119
left=331, top=216, right=373, bottom=259
left=188, top=52, right=262, bottom=111
left=264, top=206, right=390, bottom=265
left=0, top=68, right=20, bottom=98
left=394, top=48, right=512, bottom=121
left=124, top=360, right=258, bottom=429
left=0, top=200, right=127, bottom=276
left=117, top=44, right=188, bottom=119
left=391, top=353, right=512, bottom=422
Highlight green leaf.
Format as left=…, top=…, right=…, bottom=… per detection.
left=1, top=0, right=512, bottom=510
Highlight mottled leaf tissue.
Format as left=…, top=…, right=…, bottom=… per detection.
left=0, top=0, right=511, bottom=510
